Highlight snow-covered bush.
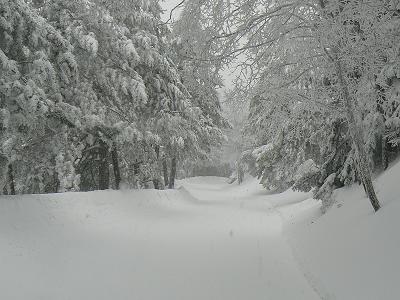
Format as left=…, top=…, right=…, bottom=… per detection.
left=293, top=160, right=320, bottom=193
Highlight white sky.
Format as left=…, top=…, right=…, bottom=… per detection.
left=160, top=0, right=238, bottom=104
left=160, top=0, right=184, bottom=22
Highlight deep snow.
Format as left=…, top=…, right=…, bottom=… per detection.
left=1, top=162, right=400, bottom=300
left=0, top=176, right=319, bottom=300
left=282, top=161, right=400, bottom=300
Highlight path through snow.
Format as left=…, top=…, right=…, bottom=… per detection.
left=0, top=176, right=320, bottom=300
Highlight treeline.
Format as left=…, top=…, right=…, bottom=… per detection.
left=243, top=0, right=400, bottom=211
left=178, top=0, right=400, bottom=211
left=0, top=0, right=227, bottom=194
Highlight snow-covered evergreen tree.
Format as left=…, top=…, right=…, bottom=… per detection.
left=0, top=0, right=84, bottom=193
left=1, top=0, right=228, bottom=193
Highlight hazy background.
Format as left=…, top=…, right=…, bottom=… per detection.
left=160, top=0, right=183, bottom=22
left=160, top=0, right=237, bottom=93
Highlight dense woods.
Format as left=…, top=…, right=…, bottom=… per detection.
left=0, top=0, right=227, bottom=194
left=177, top=0, right=400, bottom=212
left=2, top=0, right=400, bottom=212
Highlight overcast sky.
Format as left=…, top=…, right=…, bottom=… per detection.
left=160, top=0, right=183, bottom=22
left=159, top=0, right=236, bottom=96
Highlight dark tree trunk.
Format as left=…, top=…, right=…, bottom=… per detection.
left=0, top=154, right=8, bottom=194
left=163, top=159, right=169, bottom=187
left=168, top=157, right=177, bottom=189
left=8, top=164, right=15, bottom=195
left=133, top=160, right=141, bottom=188
left=153, top=146, right=162, bottom=190
left=335, top=59, right=381, bottom=212
left=98, top=142, right=109, bottom=190
left=237, top=162, right=244, bottom=185
left=133, top=160, right=140, bottom=176
left=153, top=178, right=160, bottom=190
left=54, top=171, right=60, bottom=193
left=111, top=145, right=121, bottom=190
left=382, top=136, right=389, bottom=170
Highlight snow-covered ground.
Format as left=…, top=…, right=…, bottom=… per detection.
left=282, top=160, right=400, bottom=300
left=1, top=163, right=399, bottom=299
left=0, top=176, right=319, bottom=300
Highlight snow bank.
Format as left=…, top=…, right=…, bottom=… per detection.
left=283, top=161, right=400, bottom=300
left=2, top=165, right=399, bottom=300
left=0, top=179, right=319, bottom=300
left=0, top=188, right=197, bottom=300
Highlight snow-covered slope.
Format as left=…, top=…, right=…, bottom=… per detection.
left=0, top=177, right=319, bottom=300
left=1, top=163, right=399, bottom=300
left=0, top=189, right=197, bottom=300
left=282, top=161, right=400, bottom=300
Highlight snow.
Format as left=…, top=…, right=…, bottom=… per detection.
left=251, top=143, right=273, bottom=161
left=1, top=162, right=400, bottom=299
left=294, top=159, right=319, bottom=181
left=0, top=176, right=318, bottom=300
left=281, top=160, right=400, bottom=300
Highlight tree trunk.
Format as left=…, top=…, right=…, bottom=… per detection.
left=163, top=159, right=169, bottom=187
left=153, top=178, right=160, bottom=190
left=335, top=59, right=381, bottom=212
left=8, top=164, right=15, bottom=195
left=382, top=135, right=389, bottom=170
left=54, top=171, right=60, bottom=193
left=0, top=154, right=8, bottom=194
left=168, top=157, right=177, bottom=189
left=237, top=162, right=244, bottom=185
left=98, top=142, right=109, bottom=190
left=133, top=160, right=140, bottom=176
left=111, top=145, right=121, bottom=190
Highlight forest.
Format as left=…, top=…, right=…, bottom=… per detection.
left=2, top=0, right=400, bottom=212
left=1, top=1, right=400, bottom=299
left=0, top=0, right=229, bottom=195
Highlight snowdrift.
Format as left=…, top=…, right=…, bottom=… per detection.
left=0, top=179, right=319, bottom=300
left=1, top=162, right=399, bottom=300
left=0, top=188, right=200, bottom=300
left=283, top=160, right=400, bottom=300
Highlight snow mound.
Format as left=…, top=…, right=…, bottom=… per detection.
left=284, top=160, right=400, bottom=300
left=0, top=179, right=319, bottom=300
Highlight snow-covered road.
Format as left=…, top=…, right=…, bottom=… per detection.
left=0, top=176, right=320, bottom=300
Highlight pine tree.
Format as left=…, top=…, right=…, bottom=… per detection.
left=0, top=0, right=83, bottom=193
